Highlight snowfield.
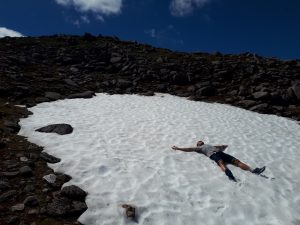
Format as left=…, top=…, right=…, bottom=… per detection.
left=19, top=93, right=300, bottom=225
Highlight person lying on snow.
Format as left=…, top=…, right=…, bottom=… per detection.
left=172, top=140, right=265, bottom=182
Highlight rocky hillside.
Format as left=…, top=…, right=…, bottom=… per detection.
left=0, top=34, right=299, bottom=225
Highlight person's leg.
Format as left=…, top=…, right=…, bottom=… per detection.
left=210, top=153, right=236, bottom=181
left=217, top=160, right=236, bottom=181
left=232, top=158, right=266, bottom=174
left=232, top=159, right=253, bottom=171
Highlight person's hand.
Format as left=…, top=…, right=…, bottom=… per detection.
left=172, top=146, right=179, bottom=151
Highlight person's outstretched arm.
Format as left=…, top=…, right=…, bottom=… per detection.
left=172, top=146, right=196, bottom=152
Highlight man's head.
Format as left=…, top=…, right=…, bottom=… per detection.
left=197, top=140, right=204, bottom=146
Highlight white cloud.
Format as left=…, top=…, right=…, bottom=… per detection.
left=81, top=15, right=90, bottom=24
left=170, top=0, right=211, bottom=16
left=0, top=27, right=23, bottom=38
left=55, top=0, right=122, bottom=15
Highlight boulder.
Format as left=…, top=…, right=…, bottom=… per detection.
left=4, top=120, right=20, bottom=133
left=40, top=152, right=61, bottom=163
left=117, top=79, right=132, bottom=89
left=19, top=166, right=33, bottom=177
left=291, top=83, right=300, bottom=100
left=24, top=196, right=39, bottom=207
left=67, top=91, right=95, bottom=99
left=252, top=91, right=270, bottom=100
left=36, top=124, right=73, bottom=135
left=237, top=100, right=257, bottom=108
left=196, top=86, right=217, bottom=97
left=61, top=185, right=87, bottom=201
left=249, top=103, right=269, bottom=113
left=45, top=92, right=61, bottom=101
left=47, top=197, right=71, bottom=216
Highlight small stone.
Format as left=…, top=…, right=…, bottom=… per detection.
left=28, top=208, right=39, bottom=215
left=11, top=203, right=25, bottom=212
left=20, top=157, right=28, bottom=162
left=24, top=196, right=39, bottom=207
left=19, top=166, right=33, bottom=177
left=43, top=174, right=56, bottom=184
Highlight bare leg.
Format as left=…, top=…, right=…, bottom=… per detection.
left=232, top=159, right=252, bottom=172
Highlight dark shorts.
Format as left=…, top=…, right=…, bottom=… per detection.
left=209, top=152, right=236, bottom=164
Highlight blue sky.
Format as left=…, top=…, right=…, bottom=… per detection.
left=0, top=0, right=299, bottom=59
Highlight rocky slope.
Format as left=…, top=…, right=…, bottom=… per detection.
left=0, top=34, right=299, bottom=225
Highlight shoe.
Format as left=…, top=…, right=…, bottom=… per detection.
left=252, top=166, right=266, bottom=175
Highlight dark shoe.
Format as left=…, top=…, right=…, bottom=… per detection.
left=252, top=166, right=266, bottom=175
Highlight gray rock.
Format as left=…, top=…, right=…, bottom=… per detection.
left=23, top=184, right=35, bottom=193
left=0, top=181, right=11, bottom=193
left=0, top=190, right=17, bottom=203
left=249, top=103, right=269, bottom=112
left=1, top=171, right=19, bottom=178
left=252, top=91, right=270, bottom=100
left=19, top=166, right=33, bottom=177
left=43, top=174, right=57, bottom=184
left=291, top=83, right=300, bottom=100
left=24, top=196, right=39, bottom=207
left=36, top=123, right=73, bottom=135
left=61, top=185, right=87, bottom=201
left=196, top=86, right=217, bottom=97
left=47, top=197, right=71, bottom=216
left=0, top=138, right=7, bottom=149
left=110, top=56, right=122, bottom=64
left=35, top=97, right=49, bottom=103
left=117, top=79, right=132, bottom=89
left=11, top=203, right=25, bottom=212
left=67, top=91, right=95, bottom=99
left=70, top=201, right=88, bottom=215
left=172, top=73, right=190, bottom=85
left=40, top=152, right=61, bottom=163
left=45, top=92, right=61, bottom=100
left=4, top=120, right=20, bottom=133
left=237, top=100, right=257, bottom=108
left=238, top=85, right=251, bottom=96
left=64, top=78, right=79, bottom=87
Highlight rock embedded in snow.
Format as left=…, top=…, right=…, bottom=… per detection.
left=67, top=91, right=95, bottom=99
left=36, top=123, right=73, bottom=135
left=44, top=92, right=61, bottom=101
left=61, top=185, right=87, bottom=201
left=40, top=152, right=61, bottom=163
